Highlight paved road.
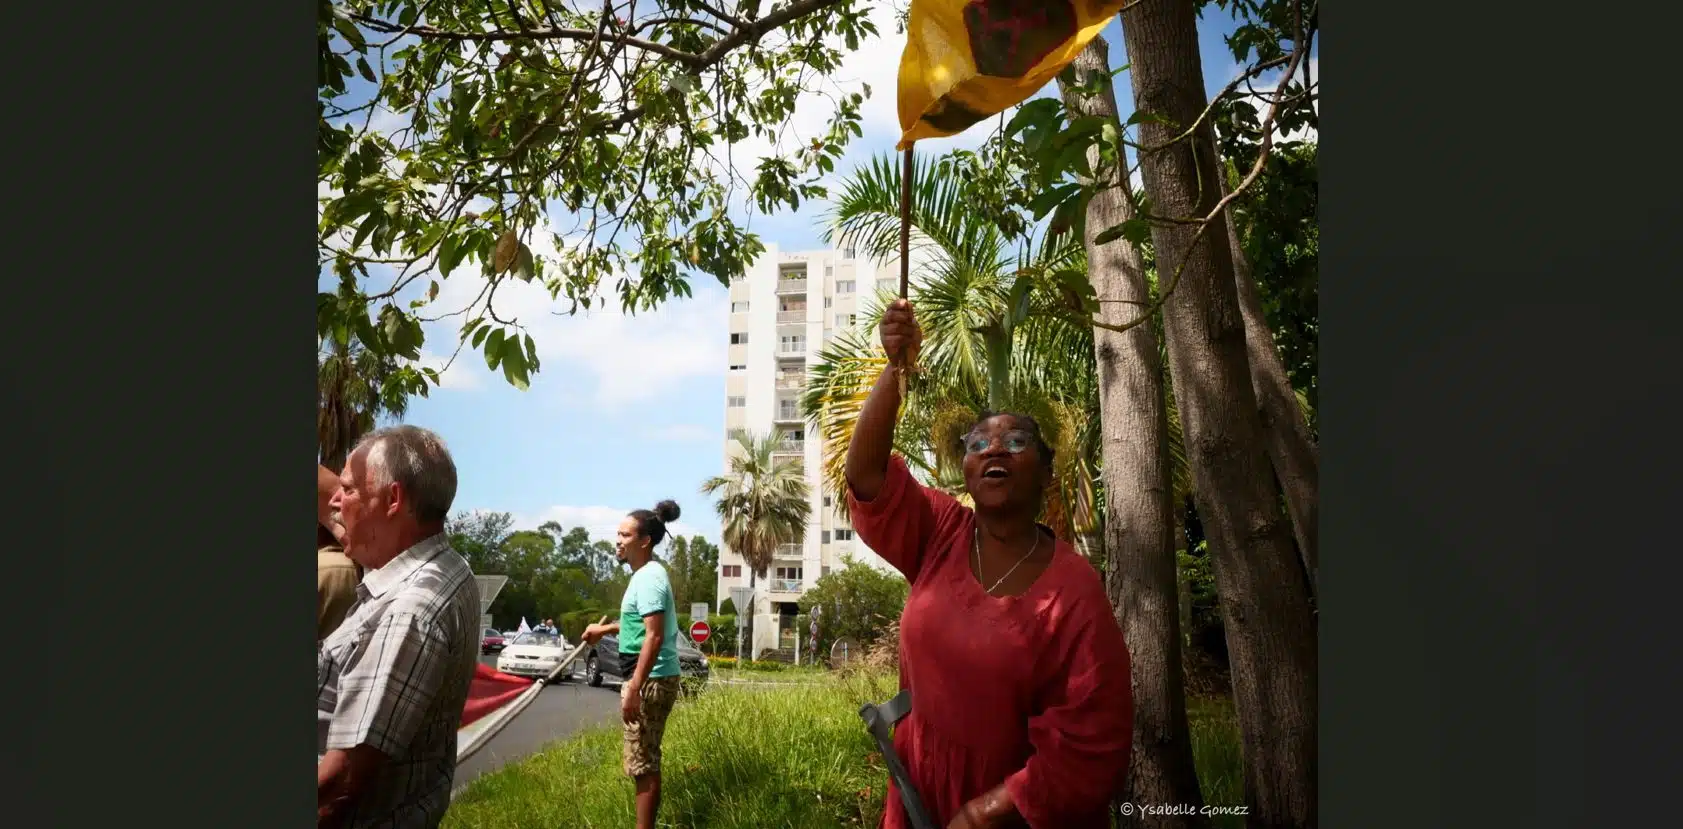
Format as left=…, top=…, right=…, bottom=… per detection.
left=454, top=651, right=623, bottom=792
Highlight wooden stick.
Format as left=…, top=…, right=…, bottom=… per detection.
left=897, top=145, right=914, bottom=400
left=899, top=146, right=912, bottom=298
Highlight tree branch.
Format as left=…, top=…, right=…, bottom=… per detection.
left=1077, top=28, right=1311, bottom=336
left=348, top=12, right=701, bottom=64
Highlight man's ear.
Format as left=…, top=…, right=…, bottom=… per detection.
left=383, top=481, right=404, bottom=519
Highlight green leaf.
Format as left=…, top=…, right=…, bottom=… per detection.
left=356, top=57, right=376, bottom=84
left=390, top=315, right=423, bottom=360
left=1006, top=274, right=1035, bottom=328
left=523, top=333, right=538, bottom=367
left=471, top=323, right=491, bottom=349
left=439, top=235, right=467, bottom=276
left=1027, top=183, right=1081, bottom=220
left=351, top=211, right=382, bottom=250
left=332, top=17, right=367, bottom=51
left=1006, top=98, right=1061, bottom=138
left=1094, top=217, right=1153, bottom=248
left=484, top=328, right=506, bottom=370
left=1125, top=109, right=1169, bottom=129
left=669, top=74, right=697, bottom=95
left=501, top=336, right=530, bottom=390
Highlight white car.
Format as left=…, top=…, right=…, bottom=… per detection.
left=496, top=631, right=572, bottom=679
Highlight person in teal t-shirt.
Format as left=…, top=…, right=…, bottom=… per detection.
left=581, top=499, right=684, bottom=829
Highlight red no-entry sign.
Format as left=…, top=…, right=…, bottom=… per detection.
left=689, top=620, right=712, bottom=644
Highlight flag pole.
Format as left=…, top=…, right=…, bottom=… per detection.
left=896, top=145, right=914, bottom=399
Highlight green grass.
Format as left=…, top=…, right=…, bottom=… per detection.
left=710, top=665, right=828, bottom=684
left=445, top=672, right=1243, bottom=829
left=1184, top=695, right=1246, bottom=829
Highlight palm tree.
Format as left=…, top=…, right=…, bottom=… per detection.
left=805, top=152, right=1102, bottom=543
left=699, top=432, right=811, bottom=661
left=317, top=334, right=411, bottom=471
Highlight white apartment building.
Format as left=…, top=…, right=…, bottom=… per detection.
left=717, top=243, right=902, bottom=658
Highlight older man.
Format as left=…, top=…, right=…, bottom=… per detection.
left=316, top=426, right=480, bottom=829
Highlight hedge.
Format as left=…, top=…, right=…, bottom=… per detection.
left=549, top=609, right=741, bottom=656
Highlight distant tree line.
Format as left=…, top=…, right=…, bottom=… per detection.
left=447, top=511, right=719, bottom=631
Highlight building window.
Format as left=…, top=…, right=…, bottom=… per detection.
left=844, top=246, right=857, bottom=259
left=837, top=280, right=855, bottom=293
left=822, top=566, right=832, bottom=577
left=730, top=332, right=748, bottom=344
left=823, top=495, right=832, bottom=507
left=835, top=529, right=854, bottom=541
left=878, top=278, right=896, bottom=292
left=825, top=265, right=835, bottom=277
left=727, top=428, right=747, bottom=439
left=778, top=401, right=799, bottom=420
left=779, top=335, right=805, bottom=352
left=775, top=566, right=804, bottom=581
left=727, top=396, right=745, bottom=408
left=723, top=564, right=742, bottom=578
left=729, top=364, right=745, bottom=371
left=731, top=273, right=746, bottom=283
left=732, top=301, right=750, bottom=313
left=822, top=530, right=831, bottom=544
left=824, top=297, right=832, bottom=308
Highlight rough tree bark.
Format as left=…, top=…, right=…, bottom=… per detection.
left=1221, top=175, right=1320, bottom=598
left=1058, top=37, right=1207, bottom=829
left=1120, top=2, right=1319, bottom=827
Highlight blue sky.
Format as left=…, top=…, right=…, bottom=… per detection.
left=321, top=6, right=1314, bottom=546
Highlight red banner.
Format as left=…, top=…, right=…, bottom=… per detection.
left=462, top=663, right=534, bottom=729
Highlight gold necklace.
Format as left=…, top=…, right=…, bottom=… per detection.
left=972, top=523, right=1041, bottom=595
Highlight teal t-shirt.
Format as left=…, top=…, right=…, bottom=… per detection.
left=619, top=561, right=681, bottom=679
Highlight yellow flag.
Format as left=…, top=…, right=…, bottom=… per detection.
left=896, top=0, right=1127, bottom=149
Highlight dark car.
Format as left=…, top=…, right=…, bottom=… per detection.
left=481, top=628, right=507, bottom=654
left=585, top=630, right=710, bottom=690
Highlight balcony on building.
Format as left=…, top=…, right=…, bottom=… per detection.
left=774, top=395, right=802, bottom=424
left=769, top=553, right=805, bottom=594
left=776, top=264, right=808, bottom=296
left=775, top=370, right=805, bottom=391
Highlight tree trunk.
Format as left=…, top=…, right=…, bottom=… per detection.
left=982, top=326, right=1012, bottom=410
left=745, top=568, right=757, bottom=662
left=1058, top=38, right=1207, bottom=829
left=1120, top=3, right=1319, bottom=827
left=1220, top=176, right=1320, bottom=599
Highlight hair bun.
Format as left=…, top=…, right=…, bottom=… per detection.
left=654, top=499, right=681, bottom=524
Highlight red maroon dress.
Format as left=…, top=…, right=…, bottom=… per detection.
left=848, top=456, right=1134, bottom=829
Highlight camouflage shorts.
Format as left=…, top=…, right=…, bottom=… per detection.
left=621, top=675, right=682, bottom=778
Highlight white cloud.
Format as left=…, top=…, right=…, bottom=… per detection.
left=517, top=503, right=717, bottom=546
left=411, top=218, right=728, bottom=408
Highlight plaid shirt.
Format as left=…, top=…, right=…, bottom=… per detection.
left=317, top=533, right=480, bottom=828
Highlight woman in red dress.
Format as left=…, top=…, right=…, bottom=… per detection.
left=847, top=299, right=1134, bottom=829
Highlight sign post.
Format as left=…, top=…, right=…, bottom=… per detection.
left=690, top=602, right=709, bottom=623
left=689, top=620, right=712, bottom=645
left=727, top=586, right=755, bottom=662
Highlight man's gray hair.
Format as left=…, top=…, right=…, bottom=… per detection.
left=352, top=425, right=458, bottom=524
